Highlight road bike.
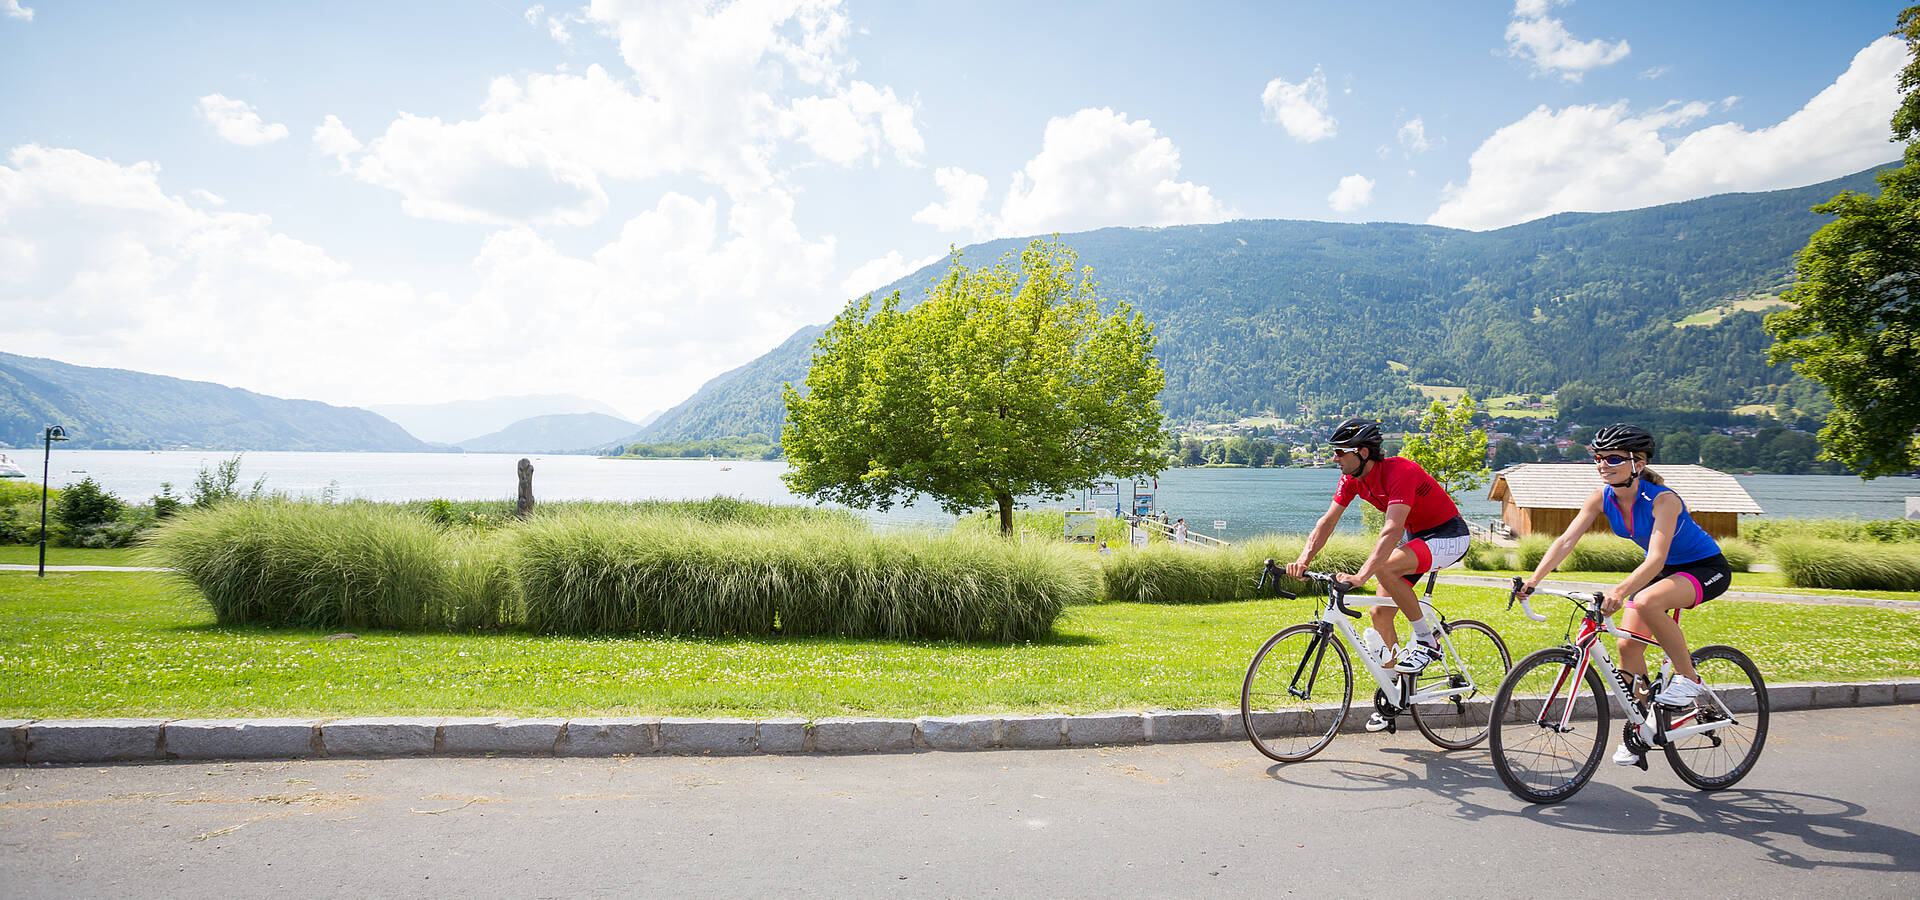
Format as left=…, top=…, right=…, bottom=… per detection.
left=1489, top=579, right=1769, bottom=804
left=1241, top=560, right=1511, bottom=762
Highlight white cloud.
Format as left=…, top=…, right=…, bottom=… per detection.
left=3, top=1, right=32, bottom=22
left=1327, top=175, right=1375, bottom=212
left=0, top=143, right=859, bottom=408
left=1261, top=66, right=1338, bottom=142
left=1506, top=0, right=1629, bottom=82
left=1640, top=66, right=1670, bottom=80
left=195, top=94, right=290, bottom=146
left=335, top=1, right=921, bottom=229
left=311, top=115, right=362, bottom=173
left=839, top=248, right=948, bottom=299
left=916, top=109, right=1231, bottom=239
left=1431, top=36, right=1905, bottom=230
left=1398, top=117, right=1431, bottom=155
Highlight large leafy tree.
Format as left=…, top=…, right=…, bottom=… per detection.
left=783, top=239, right=1168, bottom=534
left=1766, top=6, right=1920, bottom=477
left=1399, top=393, right=1489, bottom=498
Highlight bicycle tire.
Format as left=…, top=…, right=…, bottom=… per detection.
left=1241, top=623, right=1352, bottom=762
left=1490, top=647, right=1609, bottom=804
left=1661, top=644, right=1769, bottom=791
left=1411, top=618, right=1512, bottom=750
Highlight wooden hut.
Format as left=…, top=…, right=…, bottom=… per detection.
left=1485, top=464, right=1763, bottom=540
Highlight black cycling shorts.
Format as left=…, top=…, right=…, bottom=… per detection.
left=1657, top=553, right=1733, bottom=608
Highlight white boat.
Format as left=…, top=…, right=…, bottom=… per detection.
left=0, top=453, right=26, bottom=479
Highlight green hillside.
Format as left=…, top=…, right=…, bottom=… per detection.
left=638, top=165, right=1890, bottom=441
left=0, top=352, right=431, bottom=451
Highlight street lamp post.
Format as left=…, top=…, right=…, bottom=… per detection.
left=38, top=424, right=67, bottom=577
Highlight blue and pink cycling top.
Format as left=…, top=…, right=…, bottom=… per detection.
left=1602, top=479, right=1721, bottom=565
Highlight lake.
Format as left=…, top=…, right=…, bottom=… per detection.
left=5, top=450, right=1916, bottom=541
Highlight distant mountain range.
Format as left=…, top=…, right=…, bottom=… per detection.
left=371, top=394, right=656, bottom=445
left=0, top=352, right=431, bottom=451
left=636, top=165, right=1892, bottom=442
left=457, top=412, right=641, bottom=453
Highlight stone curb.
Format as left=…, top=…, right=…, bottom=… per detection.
left=6, top=678, right=1918, bottom=764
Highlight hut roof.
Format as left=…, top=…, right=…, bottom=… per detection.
left=1486, top=463, right=1764, bottom=514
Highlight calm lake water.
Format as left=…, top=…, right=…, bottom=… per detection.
left=5, top=450, right=1916, bottom=541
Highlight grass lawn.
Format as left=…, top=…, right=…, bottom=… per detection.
left=0, top=546, right=145, bottom=567
left=4, top=570, right=1917, bottom=720
left=1475, top=569, right=1920, bottom=604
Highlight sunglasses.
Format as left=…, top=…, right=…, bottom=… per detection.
left=1593, top=454, right=1633, bottom=466
left=1332, top=448, right=1358, bottom=457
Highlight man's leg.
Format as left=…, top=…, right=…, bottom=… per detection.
left=1374, top=544, right=1430, bottom=644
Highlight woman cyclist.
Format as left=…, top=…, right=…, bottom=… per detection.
left=1513, top=424, right=1733, bottom=767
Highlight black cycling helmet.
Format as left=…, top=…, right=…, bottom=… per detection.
left=1590, top=423, right=1656, bottom=458
left=1328, top=418, right=1384, bottom=450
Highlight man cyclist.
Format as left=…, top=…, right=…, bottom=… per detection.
left=1512, top=423, right=1732, bottom=767
left=1287, top=418, right=1472, bottom=732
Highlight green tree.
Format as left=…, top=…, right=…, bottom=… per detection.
left=1659, top=430, right=1700, bottom=466
left=1400, top=393, right=1489, bottom=497
left=1699, top=433, right=1744, bottom=470
left=1491, top=437, right=1536, bottom=469
left=190, top=455, right=268, bottom=508
left=1766, top=6, right=1920, bottom=477
left=55, top=477, right=122, bottom=533
left=782, top=239, right=1168, bottom=534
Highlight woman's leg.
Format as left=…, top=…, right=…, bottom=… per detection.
left=1615, top=577, right=1701, bottom=681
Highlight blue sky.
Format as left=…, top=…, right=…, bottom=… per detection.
left=0, top=1, right=1908, bottom=421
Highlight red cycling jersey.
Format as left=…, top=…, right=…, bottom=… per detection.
left=1333, top=456, right=1460, bottom=533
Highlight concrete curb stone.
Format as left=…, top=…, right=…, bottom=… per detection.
left=659, top=717, right=756, bottom=755
left=810, top=717, right=917, bottom=753
left=915, top=715, right=998, bottom=751
left=1, top=719, right=32, bottom=764
left=557, top=718, right=657, bottom=757
left=1000, top=714, right=1067, bottom=748
left=7, top=679, right=1919, bottom=764
left=322, top=717, right=438, bottom=757
left=1066, top=712, right=1147, bottom=746
left=166, top=719, right=319, bottom=760
left=1145, top=709, right=1230, bottom=743
left=25, top=718, right=165, bottom=763
left=440, top=717, right=565, bottom=756
left=756, top=718, right=810, bottom=754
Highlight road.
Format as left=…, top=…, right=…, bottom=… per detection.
left=4, top=705, right=1916, bottom=897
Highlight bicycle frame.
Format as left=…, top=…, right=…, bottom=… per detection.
left=1272, top=568, right=1481, bottom=711
left=1516, top=585, right=1746, bottom=747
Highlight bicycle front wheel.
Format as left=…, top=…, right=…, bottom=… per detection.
left=1411, top=618, right=1512, bottom=750
left=1490, top=647, right=1609, bottom=804
left=1241, top=623, right=1352, bottom=762
left=1662, top=645, right=1769, bottom=790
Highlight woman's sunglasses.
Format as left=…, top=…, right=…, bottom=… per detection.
left=1593, top=454, right=1633, bottom=466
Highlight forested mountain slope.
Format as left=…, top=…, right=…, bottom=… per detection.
left=634, top=164, right=1887, bottom=441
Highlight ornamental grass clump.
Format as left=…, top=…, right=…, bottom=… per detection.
left=1098, top=534, right=1373, bottom=604
left=513, top=510, right=1088, bottom=641
left=142, top=501, right=474, bottom=629
left=1770, top=538, right=1920, bottom=591
left=1565, top=535, right=1646, bottom=572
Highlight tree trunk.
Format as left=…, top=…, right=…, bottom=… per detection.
left=996, top=491, right=1015, bottom=536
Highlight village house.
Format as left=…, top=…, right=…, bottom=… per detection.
left=1485, top=463, right=1763, bottom=540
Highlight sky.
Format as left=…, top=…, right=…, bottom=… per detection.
left=1, top=1, right=1911, bottom=423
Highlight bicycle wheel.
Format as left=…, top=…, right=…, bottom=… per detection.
left=1662, top=645, right=1769, bottom=790
left=1411, top=618, right=1512, bottom=750
left=1490, top=647, right=1609, bottom=804
left=1241, top=623, right=1352, bottom=762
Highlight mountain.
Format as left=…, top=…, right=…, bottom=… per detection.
left=370, top=394, right=644, bottom=445
left=0, top=352, right=431, bottom=451
left=638, top=165, right=1893, bottom=441
left=457, top=412, right=641, bottom=453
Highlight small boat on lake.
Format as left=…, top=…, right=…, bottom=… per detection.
left=0, top=453, right=27, bottom=479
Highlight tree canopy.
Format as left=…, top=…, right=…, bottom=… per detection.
left=782, top=239, right=1169, bottom=533
left=1399, top=393, right=1489, bottom=498
left=1765, top=6, right=1920, bottom=477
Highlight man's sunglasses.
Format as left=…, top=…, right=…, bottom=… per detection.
left=1593, top=454, right=1633, bottom=466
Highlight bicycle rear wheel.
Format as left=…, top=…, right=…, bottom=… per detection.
left=1411, top=618, right=1512, bottom=750
left=1241, top=623, right=1352, bottom=762
left=1490, top=647, right=1609, bottom=804
left=1662, top=645, right=1768, bottom=790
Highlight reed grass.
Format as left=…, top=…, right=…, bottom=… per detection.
left=512, top=510, right=1089, bottom=641
left=1771, top=538, right=1920, bottom=591
left=1097, top=534, right=1373, bottom=603
left=1564, top=535, right=1645, bottom=572
left=141, top=501, right=470, bottom=630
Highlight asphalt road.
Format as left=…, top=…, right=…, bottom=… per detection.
left=4, top=705, right=1916, bottom=898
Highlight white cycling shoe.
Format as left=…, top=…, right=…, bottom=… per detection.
left=1655, top=675, right=1706, bottom=706
left=1611, top=743, right=1644, bottom=766
left=1392, top=640, right=1442, bottom=674
left=1365, top=712, right=1393, bottom=733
